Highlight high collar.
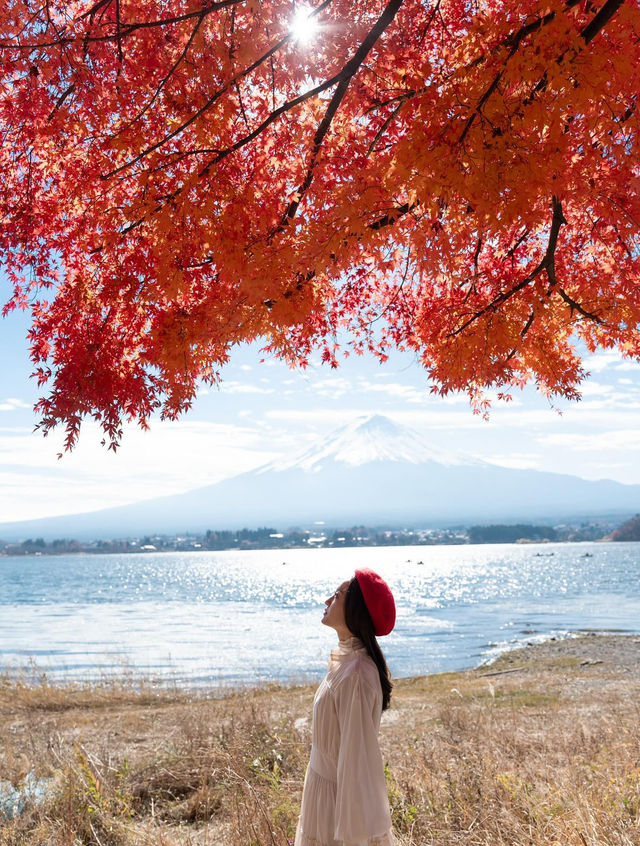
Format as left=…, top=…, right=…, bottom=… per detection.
left=330, top=636, right=365, bottom=662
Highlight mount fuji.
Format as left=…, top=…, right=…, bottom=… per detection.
left=0, top=414, right=638, bottom=540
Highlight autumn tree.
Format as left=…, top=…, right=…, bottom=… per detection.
left=0, top=0, right=638, bottom=447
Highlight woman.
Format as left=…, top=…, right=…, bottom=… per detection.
left=294, top=568, right=396, bottom=846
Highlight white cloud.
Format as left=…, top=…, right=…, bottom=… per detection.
left=539, top=429, right=640, bottom=452
left=481, top=453, right=541, bottom=470
left=357, top=380, right=425, bottom=403
left=220, top=381, right=275, bottom=395
left=570, top=396, right=640, bottom=413
left=578, top=382, right=615, bottom=397
left=0, top=470, right=134, bottom=522
left=0, top=420, right=280, bottom=521
left=0, top=397, right=31, bottom=412
left=311, top=377, right=354, bottom=399
left=394, top=407, right=547, bottom=431
left=436, top=392, right=473, bottom=405
left=614, top=360, right=640, bottom=372
left=265, top=408, right=362, bottom=425
left=580, top=350, right=640, bottom=375
left=324, top=399, right=632, bottom=441
left=3, top=328, right=640, bottom=523
left=582, top=350, right=624, bottom=373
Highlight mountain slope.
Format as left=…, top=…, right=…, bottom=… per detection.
left=0, top=415, right=638, bottom=540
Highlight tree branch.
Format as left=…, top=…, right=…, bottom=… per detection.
left=459, top=69, right=505, bottom=145
left=273, top=0, right=406, bottom=235
left=102, top=0, right=334, bottom=179
left=458, top=0, right=625, bottom=145
left=109, top=12, right=206, bottom=139
left=581, top=0, right=626, bottom=44
left=448, top=196, right=567, bottom=337
left=366, top=95, right=412, bottom=156
left=505, top=308, right=536, bottom=360
left=542, top=194, right=567, bottom=285
left=115, top=0, right=123, bottom=67
left=457, top=4, right=572, bottom=145
left=198, top=70, right=342, bottom=175
left=369, top=199, right=418, bottom=231
left=556, top=287, right=603, bottom=321
left=0, top=0, right=250, bottom=51
left=366, top=246, right=412, bottom=326
left=47, top=82, right=76, bottom=121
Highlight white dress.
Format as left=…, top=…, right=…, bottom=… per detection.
left=294, top=637, right=395, bottom=846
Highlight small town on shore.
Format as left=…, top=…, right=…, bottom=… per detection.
left=2, top=513, right=638, bottom=557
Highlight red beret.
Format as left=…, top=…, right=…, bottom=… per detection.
left=355, top=568, right=396, bottom=636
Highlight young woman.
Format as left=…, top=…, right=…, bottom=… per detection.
left=294, top=568, right=396, bottom=846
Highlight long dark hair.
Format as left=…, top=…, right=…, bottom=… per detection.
left=344, top=577, right=393, bottom=711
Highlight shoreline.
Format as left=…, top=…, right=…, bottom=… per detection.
left=2, top=633, right=639, bottom=844
left=1, top=535, right=628, bottom=558
left=3, top=627, right=639, bottom=692
left=0, top=536, right=640, bottom=559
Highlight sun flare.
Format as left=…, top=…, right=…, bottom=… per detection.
left=290, top=5, right=318, bottom=44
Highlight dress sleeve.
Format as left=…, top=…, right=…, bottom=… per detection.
left=333, top=662, right=393, bottom=845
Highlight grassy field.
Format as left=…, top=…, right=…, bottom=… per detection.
left=1, top=635, right=639, bottom=845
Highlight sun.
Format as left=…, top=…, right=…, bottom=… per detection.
left=290, top=5, right=318, bottom=44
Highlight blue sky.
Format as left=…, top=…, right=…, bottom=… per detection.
left=1, top=301, right=639, bottom=522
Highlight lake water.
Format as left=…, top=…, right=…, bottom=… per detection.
left=1, top=542, right=639, bottom=687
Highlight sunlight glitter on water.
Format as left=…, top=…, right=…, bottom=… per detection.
left=1, top=543, right=639, bottom=685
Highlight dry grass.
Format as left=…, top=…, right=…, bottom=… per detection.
left=1, top=637, right=639, bottom=845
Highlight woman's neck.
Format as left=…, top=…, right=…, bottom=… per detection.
left=336, top=626, right=355, bottom=642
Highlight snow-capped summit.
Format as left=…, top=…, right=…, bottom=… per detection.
left=261, top=413, right=471, bottom=472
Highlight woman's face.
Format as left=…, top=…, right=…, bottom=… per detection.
left=322, top=579, right=351, bottom=632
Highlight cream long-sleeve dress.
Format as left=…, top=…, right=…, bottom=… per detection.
left=294, top=637, right=394, bottom=846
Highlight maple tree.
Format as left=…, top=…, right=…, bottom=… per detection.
left=0, top=0, right=638, bottom=447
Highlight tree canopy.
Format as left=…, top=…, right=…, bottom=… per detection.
left=0, top=0, right=638, bottom=447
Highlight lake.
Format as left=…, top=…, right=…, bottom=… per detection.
left=1, top=542, right=638, bottom=686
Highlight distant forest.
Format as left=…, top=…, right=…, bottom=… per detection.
left=467, top=524, right=557, bottom=544
left=610, top=514, right=640, bottom=542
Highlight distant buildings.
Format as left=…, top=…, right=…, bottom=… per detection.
left=0, top=518, right=622, bottom=556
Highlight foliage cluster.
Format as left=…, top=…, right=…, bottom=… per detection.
left=0, top=1, right=638, bottom=446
